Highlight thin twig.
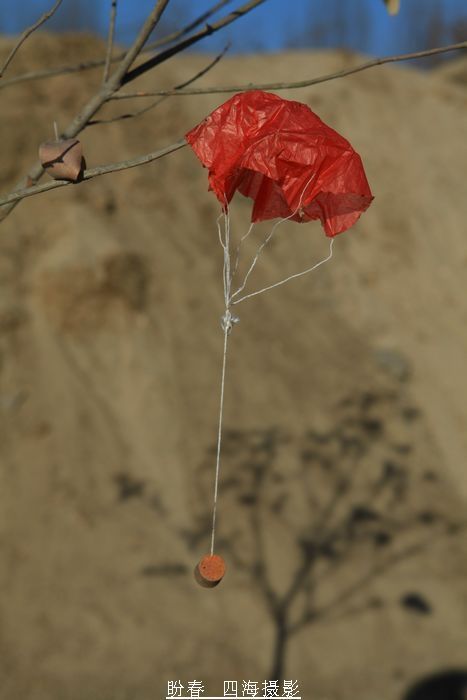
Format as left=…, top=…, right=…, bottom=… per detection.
left=112, top=0, right=172, bottom=80
left=114, top=39, right=467, bottom=98
left=122, top=0, right=268, bottom=85
left=0, top=0, right=64, bottom=78
left=0, top=0, right=235, bottom=91
left=0, top=140, right=187, bottom=208
left=0, top=0, right=267, bottom=224
left=103, top=0, right=118, bottom=83
left=156, top=0, right=234, bottom=48
left=0, top=0, right=172, bottom=223
left=91, top=44, right=229, bottom=126
left=0, top=58, right=118, bottom=90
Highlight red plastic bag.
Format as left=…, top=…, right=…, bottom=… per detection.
left=186, top=90, right=373, bottom=237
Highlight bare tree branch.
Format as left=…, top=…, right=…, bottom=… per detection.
left=157, top=0, right=235, bottom=47
left=0, top=140, right=187, bottom=208
left=0, top=0, right=172, bottom=223
left=0, top=28, right=229, bottom=213
left=0, top=0, right=268, bottom=224
left=0, top=58, right=118, bottom=90
left=113, top=0, right=172, bottom=80
left=122, top=0, right=268, bottom=85
left=114, top=39, right=467, bottom=98
left=0, top=0, right=64, bottom=78
left=90, top=45, right=229, bottom=126
left=103, top=0, right=118, bottom=84
left=0, top=0, right=235, bottom=92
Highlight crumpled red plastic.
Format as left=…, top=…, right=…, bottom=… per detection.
left=186, top=90, right=373, bottom=237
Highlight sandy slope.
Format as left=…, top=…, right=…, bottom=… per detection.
left=0, top=34, right=466, bottom=700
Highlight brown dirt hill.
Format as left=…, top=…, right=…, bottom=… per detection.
left=0, top=33, right=466, bottom=700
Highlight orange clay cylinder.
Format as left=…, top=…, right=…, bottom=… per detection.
left=194, top=554, right=226, bottom=588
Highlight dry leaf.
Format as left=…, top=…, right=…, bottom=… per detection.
left=39, top=138, right=84, bottom=182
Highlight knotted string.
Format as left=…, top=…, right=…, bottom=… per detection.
left=209, top=180, right=335, bottom=555
left=210, top=210, right=237, bottom=555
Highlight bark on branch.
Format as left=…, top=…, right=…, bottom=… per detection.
left=0, top=0, right=267, bottom=225
left=0, top=0, right=235, bottom=91
left=113, top=40, right=467, bottom=99
left=0, top=140, right=187, bottom=208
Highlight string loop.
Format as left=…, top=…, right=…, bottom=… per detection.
left=209, top=180, right=336, bottom=555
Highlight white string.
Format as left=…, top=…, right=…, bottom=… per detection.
left=210, top=207, right=236, bottom=555
left=232, top=222, right=255, bottom=281
left=232, top=237, right=334, bottom=305
left=210, top=318, right=229, bottom=556
left=231, top=170, right=317, bottom=303
left=230, top=213, right=292, bottom=302
left=208, top=175, right=335, bottom=556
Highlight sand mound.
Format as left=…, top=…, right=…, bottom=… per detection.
left=0, top=34, right=466, bottom=700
